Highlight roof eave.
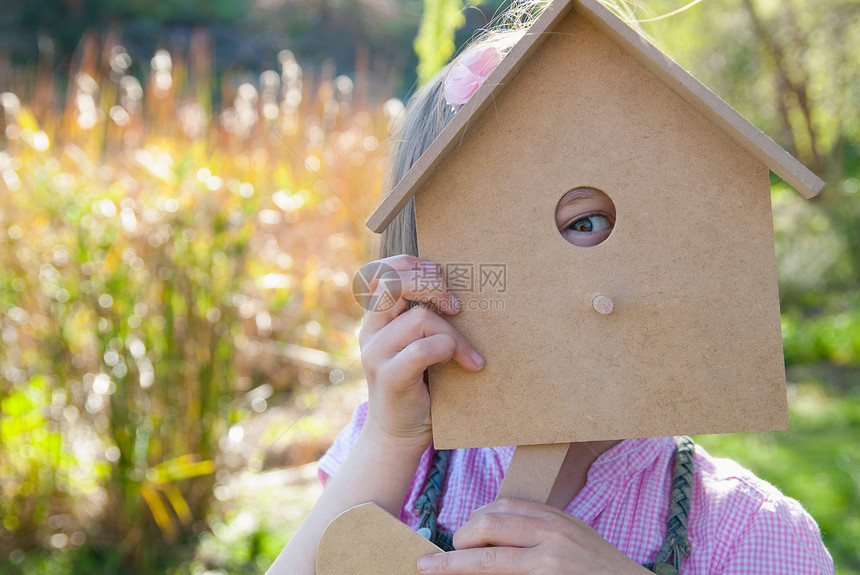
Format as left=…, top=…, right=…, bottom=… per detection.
left=572, top=0, right=825, bottom=199
left=366, top=0, right=823, bottom=234
left=365, top=0, right=578, bottom=233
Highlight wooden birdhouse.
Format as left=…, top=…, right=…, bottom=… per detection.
left=365, top=0, right=824, bottom=450
left=316, top=1, right=824, bottom=570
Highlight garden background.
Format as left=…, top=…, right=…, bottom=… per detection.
left=0, top=0, right=858, bottom=573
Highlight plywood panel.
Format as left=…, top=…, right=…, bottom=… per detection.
left=367, top=0, right=822, bottom=233
left=317, top=503, right=443, bottom=575
left=415, top=10, right=787, bottom=449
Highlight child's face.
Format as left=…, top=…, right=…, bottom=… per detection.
left=554, top=187, right=616, bottom=247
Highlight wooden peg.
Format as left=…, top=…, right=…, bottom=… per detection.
left=592, top=295, right=614, bottom=315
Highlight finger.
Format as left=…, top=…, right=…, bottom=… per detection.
left=357, top=258, right=460, bottom=323
left=362, top=272, right=412, bottom=328
left=382, top=333, right=458, bottom=385
left=468, top=496, right=563, bottom=522
left=358, top=274, right=414, bottom=352
left=358, top=256, right=455, bottom=307
left=395, top=269, right=461, bottom=314
left=362, top=254, right=423, bottom=281
left=362, top=270, right=461, bottom=336
left=380, top=305, right=483, bottom=372
left=418, top=546, right=535, bottom=575
left=359, top=304, right=481, bottom=384
left=354, top=256, right=417, bottom=315
left=453, top=511, right=548, bottom=550
left=361, top=275, right=461, bottom=340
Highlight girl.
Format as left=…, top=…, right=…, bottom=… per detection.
left=268, top=3, right=834, bottom=573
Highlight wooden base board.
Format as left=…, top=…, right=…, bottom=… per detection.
left=317, top=444, right=569, bottom=573
left=316, top=503, right=443, bottom=575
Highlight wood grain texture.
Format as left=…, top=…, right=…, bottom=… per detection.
left=572, top=0, right=824, bottom=198
left=416, top=10, right=788, bottom=449
left=366, top=0, right=821, bottom=232
left=317, top=503, right=443, bottom=575
left=497, top=444, right=571, bottom=502
left=365, top=0, right=576, bottom=233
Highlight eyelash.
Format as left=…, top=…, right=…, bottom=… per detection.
left=566, top=211, right=614, bottom=232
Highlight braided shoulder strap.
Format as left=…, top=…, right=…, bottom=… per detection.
left=414, top=449, right=455, bottom=551
left=645, top=436, right=695, bottom=574
left=415, top=436, right=695, bottom=568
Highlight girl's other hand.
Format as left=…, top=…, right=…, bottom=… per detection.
left=357, top=255, right=484, bottom=453
left=417, top=497, right=651, bottom=574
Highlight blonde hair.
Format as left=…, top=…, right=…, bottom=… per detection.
left=378, top=0, right=636, bottom=258
left=378, top=69, right=456, bottom=259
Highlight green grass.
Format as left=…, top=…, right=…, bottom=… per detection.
left=695, top=371, right=860, bottom=574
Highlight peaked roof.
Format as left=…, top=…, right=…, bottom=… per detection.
left=367, top=0, right=824, bottom=233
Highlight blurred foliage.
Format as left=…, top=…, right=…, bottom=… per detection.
left=696, top=374, right=860, bottom=574
left=641, top=0, right=860, bottom=368
left=641, top=0, right=860, bottom=570
left=0, top=0, right=250, bottom=68
left=0, top=0, right=858, bottom=573
left=415, top=0, right=471, bottom=85
left=0, top=29, right=395, bottom=571
left=0, top=0, right=510, bottom=98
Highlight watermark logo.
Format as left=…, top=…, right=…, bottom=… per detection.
left=479, top=264, right=506, bottom=293
left=353, top=261, right=507, bottom=312
left=351, top=261, right=402, bottom=312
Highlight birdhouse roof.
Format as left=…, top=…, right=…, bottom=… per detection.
left=366, top=0, right=824, bottom=233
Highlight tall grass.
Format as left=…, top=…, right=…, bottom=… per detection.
left=0, top=29, right=395, bottom=572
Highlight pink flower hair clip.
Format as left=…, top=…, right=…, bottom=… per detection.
left=443, top=45, right=502, bottom=112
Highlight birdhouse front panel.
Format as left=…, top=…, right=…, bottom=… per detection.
left=415, top=9, right=788, bottom=449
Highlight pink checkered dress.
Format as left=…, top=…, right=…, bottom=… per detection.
left=319, top=402, right=834, bottom=574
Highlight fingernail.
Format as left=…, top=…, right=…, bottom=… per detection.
left=471, top=350, right=484, bottom=369
left=450, top=296, right=461, bottom=311
left=417, top=555, right=435, bottom=572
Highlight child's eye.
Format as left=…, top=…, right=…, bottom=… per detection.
left=567, top=213, right=613, bottom=233
left=554, top=187, right=616, bottom=247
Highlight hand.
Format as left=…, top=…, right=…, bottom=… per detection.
left=357, top=255, right=484, bottom=451
left=417, top=497, right=652, bottom=574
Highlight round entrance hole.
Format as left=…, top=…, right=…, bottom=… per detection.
left=554, top=187, right=616, bottom=247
